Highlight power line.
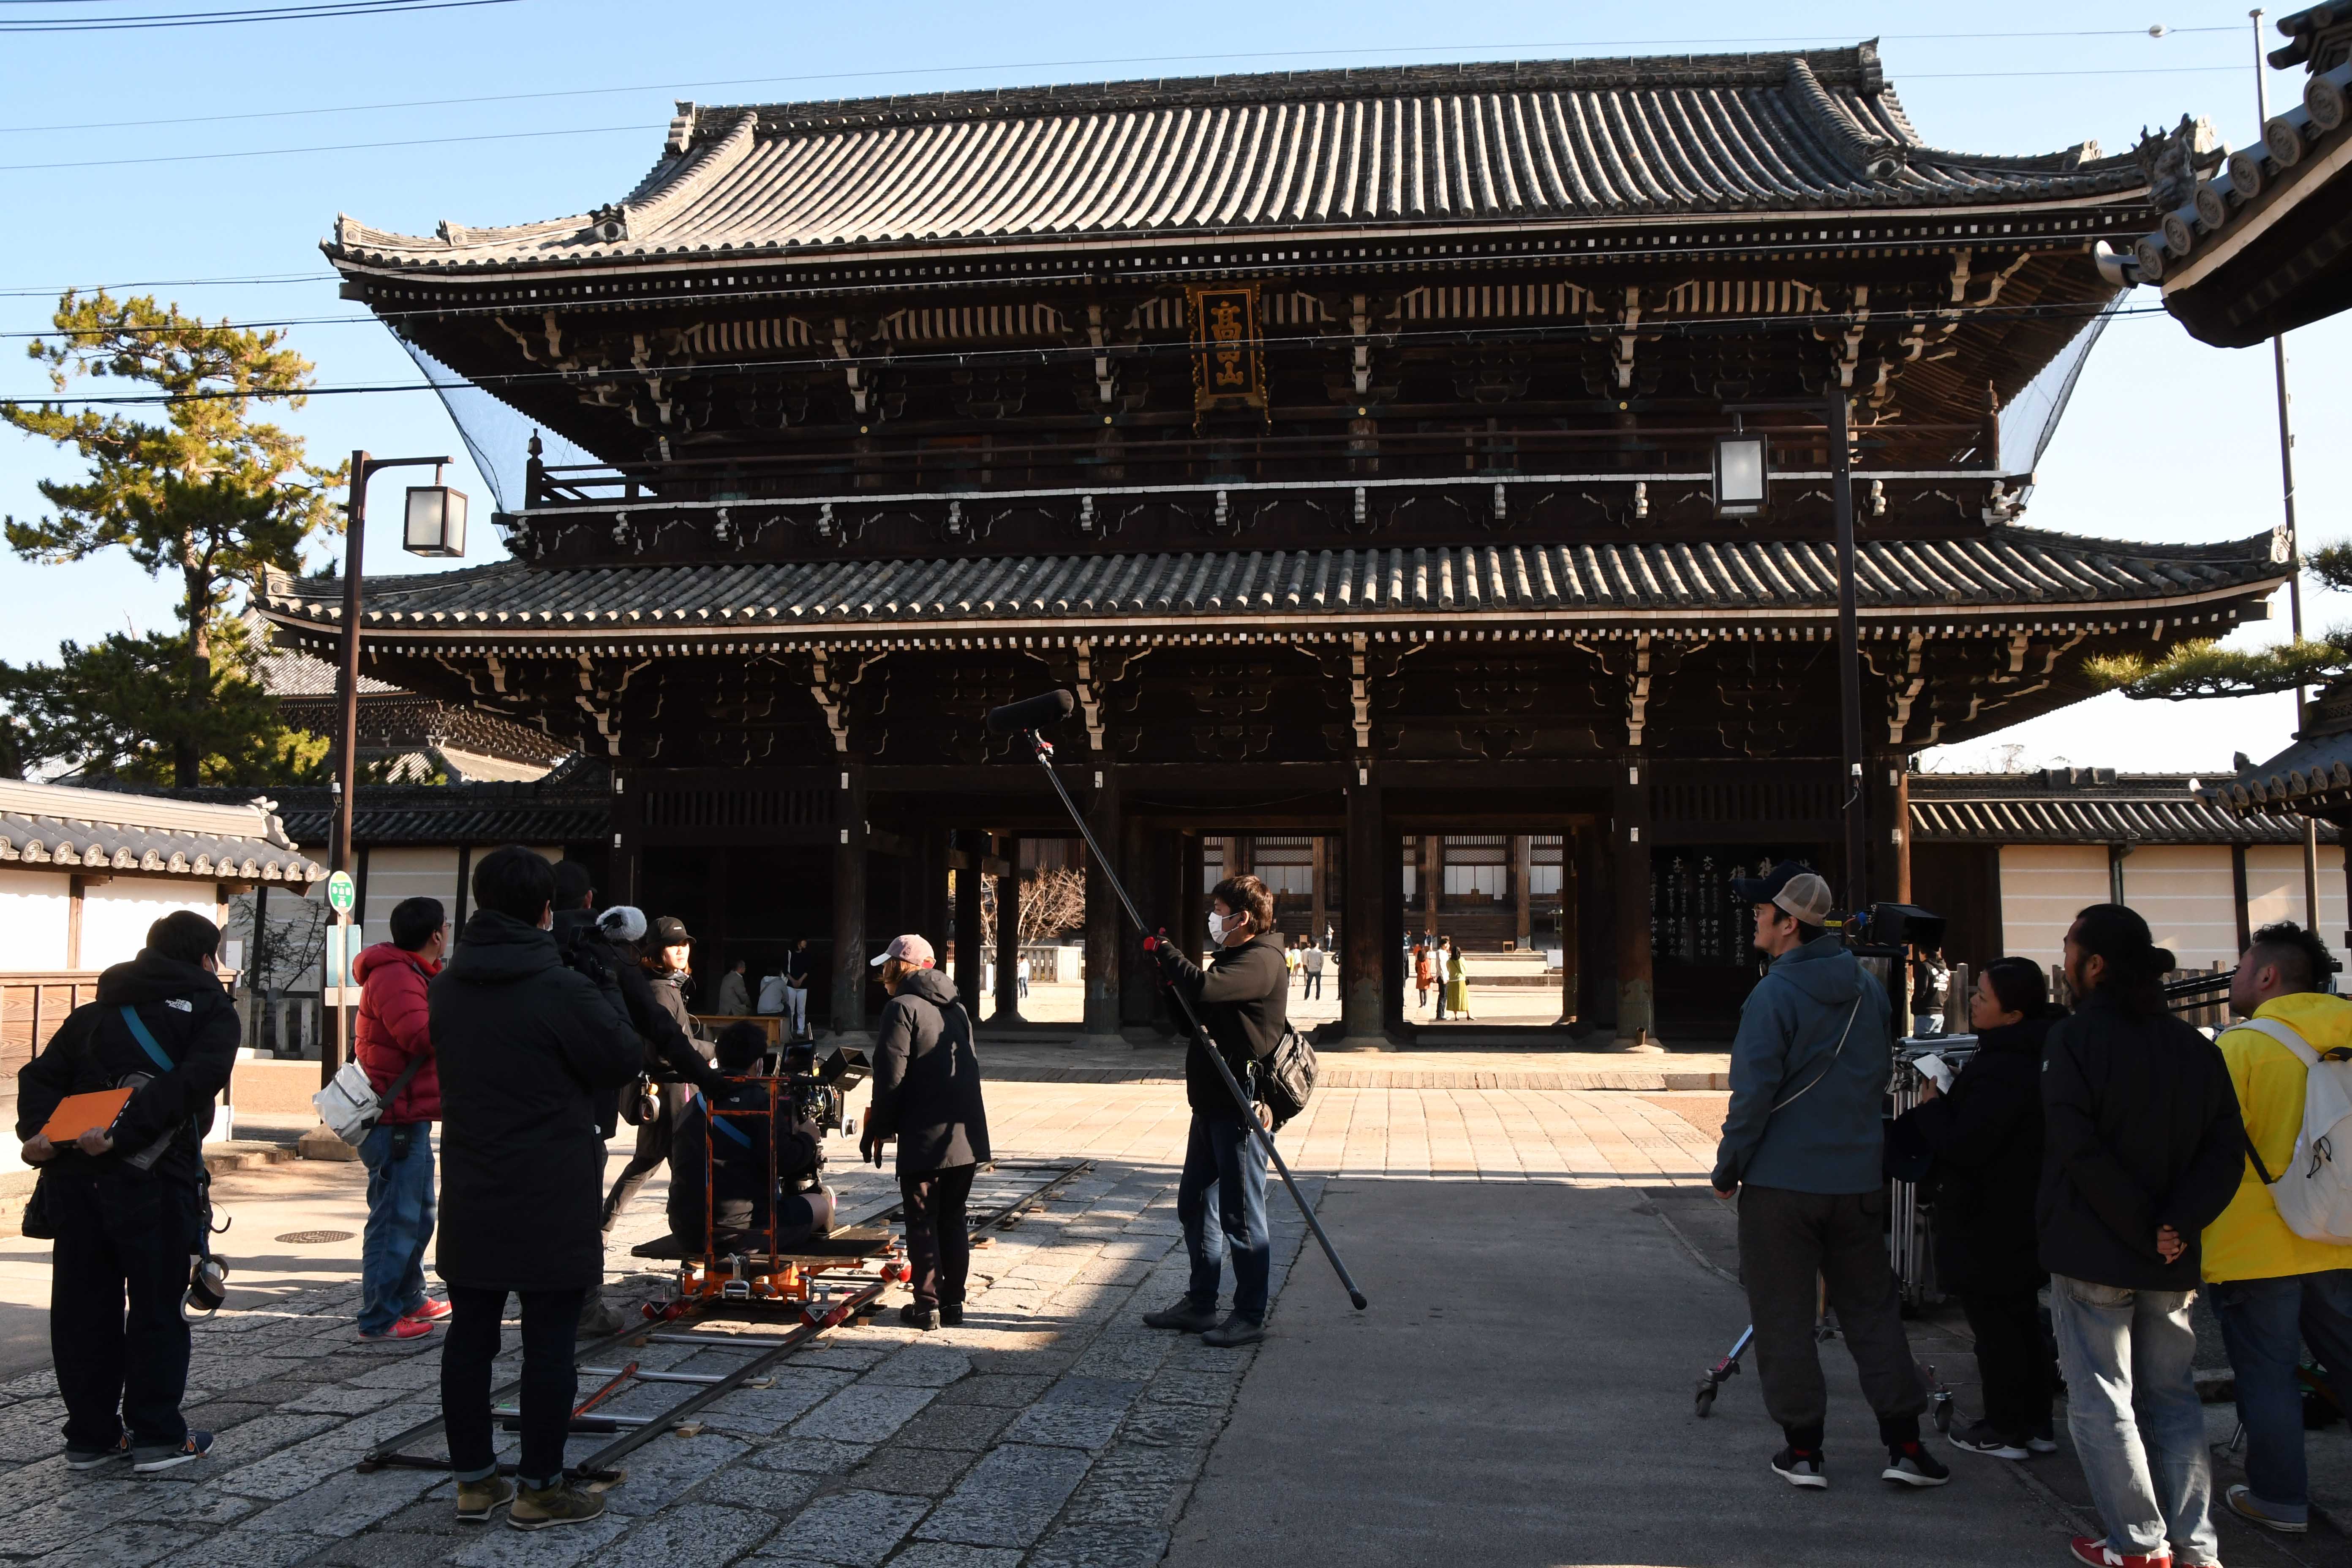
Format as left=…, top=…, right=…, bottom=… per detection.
left=0, top=271, right=336, bottom=297
left=0, top=0, right=514, bottom=32
left=0, top=27, right=2250, bottom=136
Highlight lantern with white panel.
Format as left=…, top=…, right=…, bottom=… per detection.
left=403, top=472, right=468, bottom=558
left=1712, top=428, right=1769, bottom=518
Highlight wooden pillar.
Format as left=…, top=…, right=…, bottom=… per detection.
left=66, top=874, right=84, bottom=970
left=1892, top=767, right=1914, bottom=905
left=1582, top=824, right=1614, bottom=1034
left=1082, top=764, right=1123, bottom=1043
left=1423, top=834, right=1444, bottom=937
left=1614, top=760, right=1655, bottom=1047
left=993, top=835, right=1024, bottom=1024
left=1230, top=832, right=1252, bottom=882
left=1510, top=833, right=1532, bottom=949
left=612, top=768, right=641, bottom=907
left=1341, top=771, right=1387, bottom=1048
left=919, top=828, right=951, bottom=954
left=1867, top=759, right=1907, bottom=914
left=829, top=761, right=868, bottom=1039
left=2232, top=842, right=2253, bottom=953
left=1558, top=829, right=1583, bottom=1027
left=1309, top=836, right=1329, bottom=950
left=1120, top=814, right=1157, bottom=1029
left=953, top=830, right=986, bottom=1015
left=1180, top=832, right=1206, bottom=968
left=1381, top=811, right=1406, bottom=1035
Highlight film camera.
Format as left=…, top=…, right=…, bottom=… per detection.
left=777, top=1043, right=868, bottom=1137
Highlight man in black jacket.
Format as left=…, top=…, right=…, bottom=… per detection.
left=1143, top=875, right=1287, bottom=1349
left=2039, top=904, right=2243, bottom=1568
left=432, top=846, right=645, bottom=1531
left=17, top=911, right=234, bottom=1474
left=861, top=934, right=990, bottom=1330
left=596, top=906, right=724, bottom=1238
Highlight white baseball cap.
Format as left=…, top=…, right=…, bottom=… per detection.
left=869, top=933, right=936, bottom=968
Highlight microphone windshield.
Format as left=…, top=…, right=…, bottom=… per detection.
left=986, top=689, right=1076, bottom=734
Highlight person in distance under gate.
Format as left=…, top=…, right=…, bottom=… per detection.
left=1710, top=862, right=1948, bottom=1493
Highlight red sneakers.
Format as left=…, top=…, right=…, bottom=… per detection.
left=356, top=1316, right=434, bottom=1343
left=402, top=1298, right=453, bottom=1324
left=2069, top=1537, right=2173, bottom=1568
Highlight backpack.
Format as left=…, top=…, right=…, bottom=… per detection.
left=2238, top=1017, right=2352, bottom=1244
left=1251, top=1024, right=1318, bottom=1132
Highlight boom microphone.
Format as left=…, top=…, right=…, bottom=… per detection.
left=986, top=689, right=1075, bottom=735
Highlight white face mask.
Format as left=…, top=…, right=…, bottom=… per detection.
left=1208, top=911, right=1233, bottom=945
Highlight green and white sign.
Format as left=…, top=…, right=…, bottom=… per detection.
left=326, top=870, right=356, bottom=915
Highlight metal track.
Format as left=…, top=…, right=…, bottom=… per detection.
left=355, top=1161, right=1090, bottom=1482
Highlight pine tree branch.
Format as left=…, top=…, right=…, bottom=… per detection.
left=2085, top=635, right=2352, bottom=700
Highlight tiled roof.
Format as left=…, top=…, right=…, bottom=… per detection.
left=174, top=761, right=613, bottom=848
left=0, top=779, right=324, bottom=883
left=327, top=46, right=2141, bottom=273
left=256, top=643, right=398, bottom=698
left=260, top=531, right=2283, bottom=638
left=1911, top=770, right=2330, bottom=845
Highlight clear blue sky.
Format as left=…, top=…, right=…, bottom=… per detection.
left=0, top=0, right=2341, bottom=776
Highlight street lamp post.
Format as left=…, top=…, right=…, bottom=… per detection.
left=1716, top=398, right=1870, bottom=920
left=322, top=449, right=456, bottom=1090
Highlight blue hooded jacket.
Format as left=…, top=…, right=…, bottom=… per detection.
left=1711, top=934, right=1894, bottom=1195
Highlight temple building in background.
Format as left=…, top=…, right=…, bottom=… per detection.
left=268, top=44, right=2288, bottom=1043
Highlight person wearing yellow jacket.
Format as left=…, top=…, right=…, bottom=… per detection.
left=2202, top=920, right=2352, bottom=1538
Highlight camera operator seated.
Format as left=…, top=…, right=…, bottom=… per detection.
left=666, top=1023, right=833, bottom=1252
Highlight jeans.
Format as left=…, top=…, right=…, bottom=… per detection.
left=1960, top=1287, right=2054, bottom=1440
left=1301, top=971, right=1322, bottom=1000
left=781, top=985, right=808, bottom=1038
left=1178, top=1113, right=1270, bottom=1322
left=442, top=1285, right=585, bottom=1490
left=901, top=1164, right=975, bottom=1309
left=1735, top=1185, right=1926, bottom=1446
left=2208, top=1269, right=2352, bottom=1522
left=49, top=1168, right=197, bottom=1453
left=2051, top=1274, right=2218, bottom=1564
left=357, top=1122, right=436, bottom=1334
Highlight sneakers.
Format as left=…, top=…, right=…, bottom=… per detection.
left=2227, top=1481, right=2309, bottom=1534
left=1200, top=1313, right=1266, bottom=1348
left=2068, top=1537, right=2172, bottom=1568
left=2029, top=1420, right=2060, bottom=1454
left=1947, top=1419, right=2031, bottom=1460
left=356, top=1316, right=434, bottom=1344
left=455, top=1474, right=514, bottom=1522
left=1771, top=1446, right=1827, bottom=1489
left=131, top=1432, right=213, bottom=1474
left=508, top=1480, right=605, bottom=1531
left=1141, top=1298, right=1220, bottom=1334
left=64, top=1435, right=131, bottom=1470
left=401, top=1297, right=453, bottom=1325
left=938, top=1304, right=964, bottom=1328
left=1881, top=1442, right=1952, bottom=1487
left=899, top=1304, right=937, bottom=1332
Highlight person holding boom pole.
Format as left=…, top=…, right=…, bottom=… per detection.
left=1141, top=875, right=1288, bottom=1347
left=980, top=688, right=1369, bottom=1327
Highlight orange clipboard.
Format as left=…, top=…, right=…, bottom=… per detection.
left=40, top=1088, right=132, bottom=1143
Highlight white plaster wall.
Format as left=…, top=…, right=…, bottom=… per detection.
left=1999, top=845, right=2109, bottom=971
left=2121, top=846, right=2241, bottom=971
left=2246, top=844, right=2350, bottom=947
left=0, top=868, right=70, bottom=970
left=361, top=846, right=463, bottom=948
left=80, top=880, right=219, bottom=971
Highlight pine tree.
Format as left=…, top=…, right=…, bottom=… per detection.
left=2, top=290, right=345, bottom=784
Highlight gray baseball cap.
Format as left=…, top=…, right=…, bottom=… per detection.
left=1731, top=862, right=1836, bottom=926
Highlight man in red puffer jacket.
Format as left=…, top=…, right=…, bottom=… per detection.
left=352, top=897, right=449, bottom=1342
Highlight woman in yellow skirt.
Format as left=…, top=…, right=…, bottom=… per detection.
left=1443, top=938, right=1472, bottom=1021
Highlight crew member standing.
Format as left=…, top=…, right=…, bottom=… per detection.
left=862, top=935, right=991, bottom=1330
left=1143, top=875, right=1287, bottom=1348
left=18, top=911, right=235, bottom=1473
left=1712, top=863, right=1947, bottom=1491
left=351, top=897, right=450, bottom=1343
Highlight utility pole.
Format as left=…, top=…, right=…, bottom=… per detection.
left=1829, top=392, right=1868, bottom=922
left=2251, top=8, right=2322, bottom=927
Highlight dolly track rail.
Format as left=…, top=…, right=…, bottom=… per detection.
left=354, top=1160, right=1091, bottom=1482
